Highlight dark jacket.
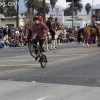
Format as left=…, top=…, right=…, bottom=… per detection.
left=46, top=20, right=53, bottom=30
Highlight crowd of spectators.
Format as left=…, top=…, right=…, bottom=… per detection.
left=0, top=24, right=79, bottom=49
left=0, top=26, right=28, bottom=48
left=60, top=27, right=79, bottom=43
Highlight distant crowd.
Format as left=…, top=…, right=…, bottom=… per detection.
left=0, top=26, right=28, bottom=48
left=0, top=13, right=79, bottom=48
left=0, top=25, right=79, bottom=49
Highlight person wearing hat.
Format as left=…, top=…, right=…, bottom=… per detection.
left=54, top=18, right=61, bottom=29
left=46, top=16, right=55, bottom=39
left=91, top=15, right=99, bottom=34
left=32, top=17, right=49, bottom=55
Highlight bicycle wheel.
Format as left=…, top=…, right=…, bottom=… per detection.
left=40, top=54, right=47, bottom=68
left=29, top=44, right=38, bottom=58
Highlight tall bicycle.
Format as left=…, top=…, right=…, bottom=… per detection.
left=28, top=38, right=47, bottom=68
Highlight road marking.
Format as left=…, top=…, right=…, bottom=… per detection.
left=0, top=48, right=100, bottom=76
left=0, top=64, right=40, bottom=67
left=0, top=65, right=40, bottom=75
left=37, top=95, right=53, bottom=100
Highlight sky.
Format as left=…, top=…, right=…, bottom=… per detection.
left=19, top=0, right=100, bottom=13
left=46, top=0, right=100, bottom=8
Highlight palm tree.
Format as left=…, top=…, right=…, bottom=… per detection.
left=64, top=7, right=72, bottom=16
left=68, top=1, right=83, bottom=15
left=5, top=0, right=17, bottom=16
left=85, top=3, right=91, bottom=15
left=35, top=3, right=50, bottom=14
left=50, top=0, right=57, bottom=11
left=0, top=6, right=4, bottom=14
left=24, top=0, right=42, bottom=16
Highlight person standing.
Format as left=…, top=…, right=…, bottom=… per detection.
left=38, top=14, right=44, bottom=23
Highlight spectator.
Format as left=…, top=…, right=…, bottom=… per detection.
left=38, top=14, right=44, bottom=23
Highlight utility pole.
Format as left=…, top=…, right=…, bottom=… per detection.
left=66, top=0, right=80, bottom=28
left=91, top=0, right=94, bottom=24
left=43, top=0, right=46, bottom=23
left=72, top=0, right=74, bottom=29
left=16, top=0, right=19, bottom=28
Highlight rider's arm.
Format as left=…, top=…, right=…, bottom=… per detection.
left=32, top=27, right=36, bottom=39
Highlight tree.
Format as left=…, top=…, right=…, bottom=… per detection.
left=64, top=7, right=72, bottom=16
left=85, top=3, right=91, bottom=15
left=3, top=0, right=17, bottom=16
left=35, top=3, right=50, bottom=14
left=0, top=6, right=4, bottom=14
left=50, top=0, right=57, bottom=11
left=24, top=0, right=43, bottom=27
left=24, top=0, right=42, bottom=16
left=68, top=0, right=83, bottom=15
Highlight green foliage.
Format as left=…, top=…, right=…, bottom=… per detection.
left=50, top=0, right=57, bottom=11
left=67, top=0, right=83, bottom=15
left=24, top=0, right=50, bottom=15
left=85, top=3, right=91, bottom=15
left=0, top=0, right=17, bottom=16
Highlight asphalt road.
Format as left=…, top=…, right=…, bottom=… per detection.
left=0, top=42, right=100, bottom=100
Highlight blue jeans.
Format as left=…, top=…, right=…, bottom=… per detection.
left=0, top=43, right=4, bottom=48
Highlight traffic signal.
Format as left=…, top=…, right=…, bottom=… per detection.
left=66, top=0, right=79, bottom=2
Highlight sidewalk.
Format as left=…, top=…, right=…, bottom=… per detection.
left=0, top=80, right=100, bottom=100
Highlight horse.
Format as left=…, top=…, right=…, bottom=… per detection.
left=44, top=26, right=67, bottom=51
left=52, top=24, right=67, bottom=46
left=77, top=25, right=100, bottom=48
left=44, top=32, right=57, bottom=51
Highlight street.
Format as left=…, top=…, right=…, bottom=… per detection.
left=0, top=42, right=100, bottom=100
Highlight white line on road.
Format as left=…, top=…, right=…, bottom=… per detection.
left=37, top=95, right=53, bottom=100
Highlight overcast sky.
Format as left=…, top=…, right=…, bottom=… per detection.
left=46, top=0, right=100, bottom=8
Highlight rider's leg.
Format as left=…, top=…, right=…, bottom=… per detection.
left=49, top=30, right=55, bottom=39
left=39, top=39, right=45, bottom=52
left=32, top=39, right=38, bottom=55
left=94, top=24, right=100, bottom=36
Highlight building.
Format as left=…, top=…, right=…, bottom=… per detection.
left=64, top=15, right=91, bottom=29
left=0, top=14, right=26, bottom=28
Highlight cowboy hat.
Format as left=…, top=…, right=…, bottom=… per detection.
left=48, top=16, right=54, bottom=19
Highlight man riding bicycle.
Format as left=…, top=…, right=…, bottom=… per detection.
left=32, top=17, right=49, bottom=60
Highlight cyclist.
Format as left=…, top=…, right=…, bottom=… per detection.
left=32, top=17, right=49, bottom=60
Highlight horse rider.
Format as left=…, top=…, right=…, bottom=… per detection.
left=45, top=17, right=56, bottom=40
left=54, top=18, right=62, bottom=29
left=91, top=14, right=100, bottom=36
left=32, top=17, right=49, bottom=56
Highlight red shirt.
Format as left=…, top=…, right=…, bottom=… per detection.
left=38, top=17, right=44, bottom=22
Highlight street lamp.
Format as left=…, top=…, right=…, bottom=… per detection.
left=16, top=0, right=19, bottom=28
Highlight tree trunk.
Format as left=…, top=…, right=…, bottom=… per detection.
left=32, top=6, right=34, bottom=16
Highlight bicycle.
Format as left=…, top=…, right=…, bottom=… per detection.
left=28, top=38, right=47, bottom=68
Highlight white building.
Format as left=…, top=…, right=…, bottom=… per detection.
left=0, top=13, right=94, bottom=29
left=64, top=15, right=91, bottom=29
left=0, top=14, right=26, bottom=28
